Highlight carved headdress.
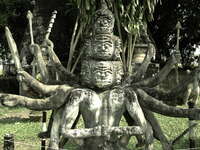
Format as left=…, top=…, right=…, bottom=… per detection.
left=95, top=0, right=114, bottom=21
left=93, top=0, right=115, bottom=34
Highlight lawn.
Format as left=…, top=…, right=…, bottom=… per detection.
left=0, top=106, right=199, bottom=150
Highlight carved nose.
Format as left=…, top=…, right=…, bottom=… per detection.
left=99, top=21, right=104, bottom=26
left=102, top=45, right=106, bottom=51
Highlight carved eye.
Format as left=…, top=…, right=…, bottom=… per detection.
left=107, top=17, right=111, bottom=22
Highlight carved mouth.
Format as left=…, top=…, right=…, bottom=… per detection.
left=95, top=27, right=111, bottom=33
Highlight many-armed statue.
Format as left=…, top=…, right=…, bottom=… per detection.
left=1, top=1, right=200, bottom=150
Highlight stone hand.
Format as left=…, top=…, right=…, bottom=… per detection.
left=17, top=70, right=27, bottom=82
left=93, top=125, right=112, bottom=137
left=189, top=108, right=200, bottom=120
left=0, top=94, right=20, bottom=107
left=29, top=43, right=40, bottom=55
left=42, top=39, right=54, bottom=49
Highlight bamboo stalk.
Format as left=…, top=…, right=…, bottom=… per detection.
left=127, top=33, right=137, bottom=76
left=71, top=50, right=83, bottom=73
left=67, top=15, right=80, bottom=72
left=131, top=34, right=137, bottom=59
left=127, top=34, right=133, bottom=75
left=123, top=40, right=128, bottom=72
left=73, top=25, right=83, bottom=51
left=113, top=2, right=126, bottom=72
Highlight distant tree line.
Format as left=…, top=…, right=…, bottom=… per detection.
left=0, top=0, right=199, bottom=68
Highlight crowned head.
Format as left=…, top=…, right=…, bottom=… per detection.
left=93, top=0, right=115, bottom=34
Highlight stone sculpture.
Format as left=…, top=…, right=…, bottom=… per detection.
left=1, top=1, right=200, bottom=150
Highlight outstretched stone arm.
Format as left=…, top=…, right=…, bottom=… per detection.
left=140, top=87, right=181, bottom=106
left=0, top=87, right=72, bottom=110
left=141, top=70, right=198, bottom=106
left=18, top=71, right=64, bottom=95
left=62, top=126, right=144, bottom=139
left=136, top=88, right=200, bottom=120
left=134, top=56, right=176, bottom=87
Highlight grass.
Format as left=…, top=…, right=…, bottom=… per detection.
left=0, top=106, right=199, bottom=150
left=0, top=107, right=41, bottom=149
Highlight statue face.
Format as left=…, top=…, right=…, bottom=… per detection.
left=94, top=11, right=114, bottom=34
left=84, top=35, right=121, bottom=61
left=81, top=60, right=123, bottom=89
left=92, top=37, right=117, bottom=60
left=92, top=62, right=114, bottom=88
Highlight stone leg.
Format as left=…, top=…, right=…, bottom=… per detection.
left=48, top=106, right=64, bottom=150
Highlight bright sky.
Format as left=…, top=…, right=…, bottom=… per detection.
left=194, top=45, right=200, bottom=56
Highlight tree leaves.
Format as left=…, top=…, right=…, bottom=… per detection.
left=0, top=0, right=31, bottom=26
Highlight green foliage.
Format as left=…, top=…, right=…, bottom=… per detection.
left=0, top=0, right=31, bottom=26
left=149, top=0, right=200, bottom=61
left=0, top=0, right=199, bottom=68
left=65, top=0, right=96, bottom=34
left=65, top=0, right=161, bottom=36
left=0, top=43, right=7, bottom=60
left=114, top=0, right=161, bottom=35
left=0, top=0, right=32, bottom=61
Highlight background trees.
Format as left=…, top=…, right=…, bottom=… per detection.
left=0, top=0, right=199, bottom=69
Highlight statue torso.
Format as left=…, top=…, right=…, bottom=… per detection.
left=70, top=88, right=126, bottom=127
left=70, top=88, right=128, bottom=150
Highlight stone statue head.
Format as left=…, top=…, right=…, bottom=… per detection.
left=93, top=0, right=114, bottom=34
left=81, top=60, right=123, bottom=89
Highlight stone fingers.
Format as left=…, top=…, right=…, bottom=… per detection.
left=0, top=93, right=20, bottom=107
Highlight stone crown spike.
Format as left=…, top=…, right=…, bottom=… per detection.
left=95, top=0, right=113, bottom=18
left=101, top=0, right=108, bottom=9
